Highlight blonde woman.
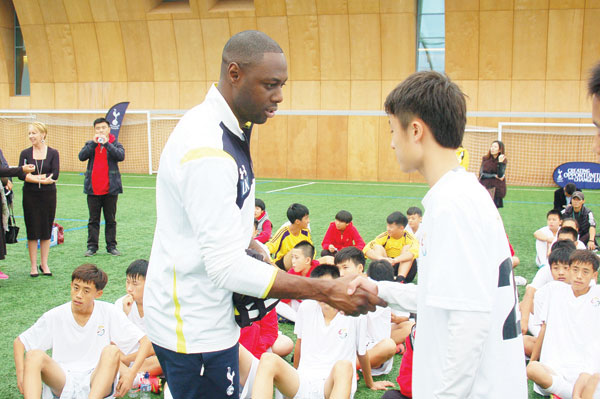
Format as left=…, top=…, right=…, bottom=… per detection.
left=18, top=122, right=60, bottom=277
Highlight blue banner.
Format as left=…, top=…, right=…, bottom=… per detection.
left=553, top=162, right=600, bottom=190
left=105, top=102, right=129, bottom=140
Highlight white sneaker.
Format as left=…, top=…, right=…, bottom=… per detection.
left=514, top=276, right=527, bottom=286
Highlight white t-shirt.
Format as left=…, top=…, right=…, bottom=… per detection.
left=365, top=306, right=394, bottom=375
left=294, top=300, right=368, bottom=394
left=379, top=168, right=527, bottom=398
left=538, top=282, right=600, bottom=382
left=115, top=295, right=146, bottom=354
left=550, top=235, right=586, bottom=250
left=535, top=226, right=557, bottom=266
left=19, top=301, right=144, bottom=372
left=406, top=224, right=424, bottom=242
left=144, top=85, right=278, bottom=354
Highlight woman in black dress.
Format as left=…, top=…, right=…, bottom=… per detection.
left=479, top=140, right=507, bottom=208
left=18, top=122, right=59, bottom=277
left=0, top=161, right=35, bottom=279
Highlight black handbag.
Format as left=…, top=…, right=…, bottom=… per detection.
left=5, top=203, right=19, bottom=244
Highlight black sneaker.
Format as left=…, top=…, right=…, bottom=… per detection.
left=84, top=249, right=96, bottom=257
left=108, top=248, right=121, bottom=256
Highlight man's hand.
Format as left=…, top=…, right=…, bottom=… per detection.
left=39, top=174, right=56, bottom=185
left=5, top=180, right=12, bottom=191
left=370, top=380, right=395, bottom=391
left=115, top=368, right=135, bottom=398
left=347, top=275, right=379, bottom=297
left=324, top=275, right=385, bottom=316
left=93, top=133, right=108, bottom=144
left=122, top=294, right=134, bottom=315
left=21, top=164, right=35, bottom=173
left=16, top=372, right=24, bottom=395
left=328, top=244, right=337, bottom=252
left=588, top=241, right=597, bottom=251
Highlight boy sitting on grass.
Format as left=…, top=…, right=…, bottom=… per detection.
left=335, top=249, right=397, bottom=376
left=363, top=211, right=419, bottom=283
left=405, top=207, right=423, bottom=241
left=527, top=250, right=600, bottom=398
left=252, top=265, right=394, bottom=399
left=14, top=264, right=152, bottom=399
left=321, top=210, right=365, bottom=256
left=552, top=219, right=587, bottom=250
left=534, top=209, right=561, bottom=267
left=267, top=203, right=312, bottom=271
left=114, top=259, right=162, bottom=376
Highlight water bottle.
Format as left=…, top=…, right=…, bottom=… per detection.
left=128, top=372, right=142, bottom=398
left=140, top=372, right=151, bottom=399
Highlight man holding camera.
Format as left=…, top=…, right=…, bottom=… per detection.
left=78, top=117, right=125, bottom=256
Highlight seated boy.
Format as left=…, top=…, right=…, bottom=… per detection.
left=334, top=249, right=397, bottom=376
left=114, top=259, right=162, bottom=376
left=363, top=211, right=419, bottom=283
left=527, top=250, right=600, bottom=398
left=252, top=265, right=393, bottom=399
left=534, top=209, right=561, bottom=267
left=405, top=206, right=423, bottom=241
left=552, top=219, right=587, bottom=250
left=562, top=191, right=597, bottom=250
left=266, top=203, right=312, bottom=271
left=320, top=210, right=365, bottom=257
left=255, top=198, right=273, bottom=244
left=14, top=264, right=152, bottom=399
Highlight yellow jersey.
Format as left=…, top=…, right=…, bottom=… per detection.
left=456, top=146, right=470, bottom=170
left=364, top=231, right=419, bottom=259
left=266, top=225, right=313, bottom=263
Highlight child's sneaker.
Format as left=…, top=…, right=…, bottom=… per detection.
left=0, top=270, right=9, bottom=279
left=514, top=276, right=527, bottom=286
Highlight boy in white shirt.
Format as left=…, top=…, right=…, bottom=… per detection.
left=14, top=264, right=152, bottom=399
left=552, top=222, right=587, bottom=250
left=252, top=265, right=393, bottom=399
left=534, top=209, right=561, bottom=267
left=114, top=259, right=162, bottom=376
left=334, top=248, right=397, bottom=376
left=527, top=250, right=600, bottom=398
left=405, top=207, right=423, bottom=242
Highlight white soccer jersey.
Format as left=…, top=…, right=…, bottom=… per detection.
left=115, top=295, right=145, bottom=354
left=535, top=226, right=556, bottom=266
left=144, top=85, right=278, bottom=354
left=366, top=306, right=394, bottom=376
left=19, top=301, right=144, bottom=372
left=379, top=168, right=527, bottom=398
left=406, top=224, right=423, bottom=242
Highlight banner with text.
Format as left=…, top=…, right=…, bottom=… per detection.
left=553, top=162, right=600, bottom=189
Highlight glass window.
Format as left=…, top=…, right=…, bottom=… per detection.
left=14, top=13, right=29, bottom=96
left=416, top=0, right=445, bottom=72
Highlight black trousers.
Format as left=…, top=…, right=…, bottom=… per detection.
left=87, top=194, right=118, bottom=251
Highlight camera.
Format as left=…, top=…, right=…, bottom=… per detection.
left=97, top=137, right=105, bottom=144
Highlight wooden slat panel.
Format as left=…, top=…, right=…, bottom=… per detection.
left=114, top=0, right=146, bottom=21
left=30, top=83, right=54, bottom=109
left=0, top=83, right=8, bottom=108
left=378, top=116, right=411, bottom=182
left=9, top=95, right=30, bottom=108
left=89, top=0, right=119, bottom=22
left=95, top=22, right=127, bottom=81
left=13, top=0, right=44, bottom=25
left=316, top=116, right=348, bottom=180
left=511, top=80, right=546, bottom=111
left=201, top=18, right=230, bottom=82
left=579, top=80, right=592, bottom=112
left=254, top=0, right=286, bottom=16
left=453, top=80, right=479, bottom=111
left=121, top=21, right=154, bottom=82
left=78, top=82, right=103, bottom=108
left=478, top=80, right=511, bottom=110
left=45, top=24, right=76, bottom=83
left=179, top=81, right=206, bottom=109
left=316, top=0, right=348, bottom=14
left=254, top=115, right=288, bottom=178
left=285, top=0, right=317, bottom=15
left=351, top=80, right=381, bottom=110
left=550, top=0, right=585, bottom=8
left=154, top=81, right=179, bottom=109
left=287, top=115, right=317, bottom=179
left=381, top=13, right=415, bottom=81
left=445, top=11, right=479, bottom=80
left=39, top=0, right=68, bottom=23
left=0, top=27, right=10, bottom=84
left=127, top=82, right=154, bottom=108
left=71, top=23, right=102, bottom=82
left=228, top=17, right=257, bottom=34
left=347, top=116, right=378, bottom=181
left=54, top=82, right=78, bottom=108
left=173, top=19, right=206, bottom=81
left=587, top=0, right=600, bottom=7
left=381, top=0, right=415, bottom=13
left=445, top=0, right=479, bottom=11
left=147, top=20, right=179, bottom=81
left=63, top=0, right=94, bottom=23
left=381, top=80, right=398, bottom=110
left=256, top=16, right=290, bottom=63
left=0, top=1, right=14, bottom=28
left=318, top=14, right=350, bottom=80
left=514, top=0, right=549, bottom=9
left=512, top=10, right=548, bottom=80
left=348, top=0, right=379, bottom=13
left=320, top=80, right=351, bottom=110
left=290, top=80, right=320, bottom=109
left=102, top=82, right=128, bottom=108
left=349, top=14, right=381, bottom=80
left=479, top=11, right=513, bottom=80
left=21, top=25, right=53, bottom=82
left=288, top=16, right=320, bottom=80
left=545, top=80, right=580, bottom=112
left=546, top=9, right=584, bottom=80
left=480, top=0, right=514, bottom=10
left=581, top=9, right=600, bottom=76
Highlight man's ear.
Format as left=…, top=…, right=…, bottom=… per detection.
left=95, top=289, right=103, bottom=299
left=227, top=62, right=242, bottom=85
left=411, top=119, right=425, bottom=143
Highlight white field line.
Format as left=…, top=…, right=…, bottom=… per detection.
left=265, top=182, right=316, bottom=193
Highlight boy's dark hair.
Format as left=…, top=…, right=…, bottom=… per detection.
left=126, top=259, right=149, bottom=279
left=334, top=246, right=366, bottom=267
left=255, top=198, right=266, bottom=211
left=387, top=211, right=408, bottom=227
left=287, top=203, right=309, bottom=223
left=72, top=264, right=108, bottom=290
left=548, top=246, right=575, bottom=266
left=310, top=264, right=340, bottom=279
left=335, top=210, right=353, bottom=223
left=564, top=183, right=577, bottom=196
left=561, top=217, right=580, bottom=231
left=384, top=71, right=466, bottom=149
left=294, top=240, right=315, bottom=259
left=93, top=117, right=110, bottom=127
left=550, top=239, right=577, bottom=253
left=367, top=259, right=395, bottom=282
left=406, top=206, right=423, bottom=217
left=547, top=209, right=561, bottom=219
left=588, top=61, right=600, bottom=97
left=569, top=249, right=600, bottom=271
left=557, top=226, right=578, bottom=242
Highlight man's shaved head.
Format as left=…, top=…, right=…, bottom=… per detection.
left=589, top=61, right=600, bottom=97
left=222, top=30, right=283, bottom=69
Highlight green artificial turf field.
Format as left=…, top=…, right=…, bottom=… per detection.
left=2, top=172, right=597, bottom=398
